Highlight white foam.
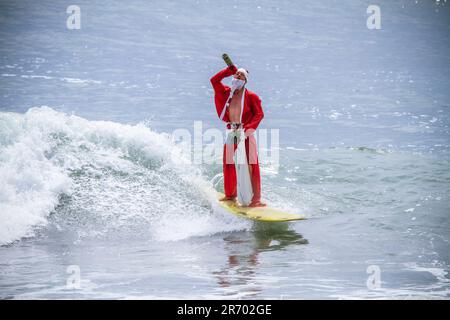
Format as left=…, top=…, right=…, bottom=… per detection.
left=0, top=110, right=71, bottom=245
left=0, top=106, right=247, bottom=245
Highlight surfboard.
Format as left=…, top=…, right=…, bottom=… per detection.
left=217, top=192, right=306, bottom=222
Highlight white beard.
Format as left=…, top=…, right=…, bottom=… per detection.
left=231, top=78, right=245, bottom=91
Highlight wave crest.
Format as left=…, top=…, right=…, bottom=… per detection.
left=0, top=107, right=247, bottom=245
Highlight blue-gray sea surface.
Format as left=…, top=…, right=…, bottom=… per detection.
left=0, top=0, right=449, bottom=299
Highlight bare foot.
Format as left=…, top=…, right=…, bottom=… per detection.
left=248, top=201, right=267, bottom=207
left=219, top=196, right=236, bottom=202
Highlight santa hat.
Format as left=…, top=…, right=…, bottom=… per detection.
left=237, top=68, right=249, bottom=81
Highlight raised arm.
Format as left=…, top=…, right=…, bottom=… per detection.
left=210, top=65, right=238, bottom=94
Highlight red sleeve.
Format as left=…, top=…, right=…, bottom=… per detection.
left=210, top=65, right=237, bottom=94
left=244, top=94, right=264, bottom=132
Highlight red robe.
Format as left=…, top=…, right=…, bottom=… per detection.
left=210, top=66, right=264, bottom=203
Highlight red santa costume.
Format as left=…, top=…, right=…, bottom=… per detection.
left=210, top=65, right=265, bottom=206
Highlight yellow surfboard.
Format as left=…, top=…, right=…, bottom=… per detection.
left=217, top=192, right=306, bottom=222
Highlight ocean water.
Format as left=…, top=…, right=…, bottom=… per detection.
left=0, top=0, right=449, bottom=299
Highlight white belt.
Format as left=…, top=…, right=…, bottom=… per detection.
left=229, top=122, right=242, bottom=129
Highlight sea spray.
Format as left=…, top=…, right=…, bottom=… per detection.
left=0, top=107, right=248, bottom=245
left=0, top=110, right=71, bottom=245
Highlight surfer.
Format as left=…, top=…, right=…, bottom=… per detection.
left=210, top=62, right=266, bottom=207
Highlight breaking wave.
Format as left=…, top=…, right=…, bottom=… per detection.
left=0, top=107, right=248, bottom=245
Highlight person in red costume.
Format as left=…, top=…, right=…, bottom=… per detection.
left=210, top=64, right=266, bottom=207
